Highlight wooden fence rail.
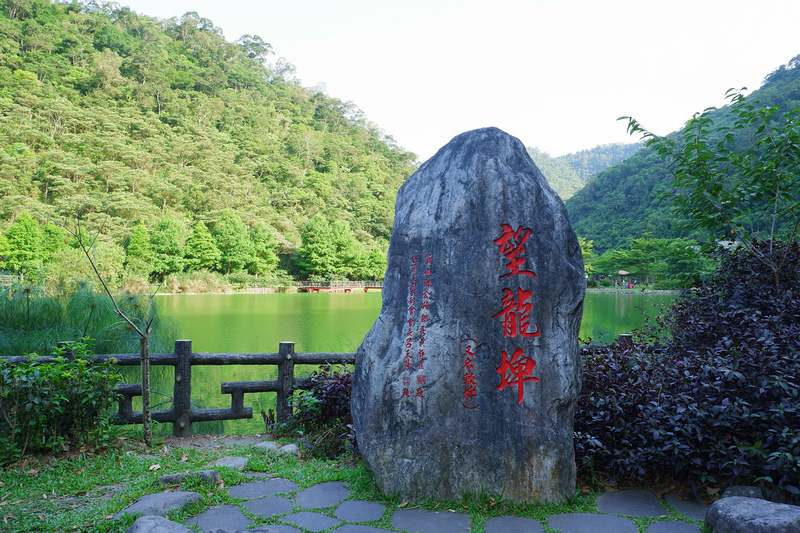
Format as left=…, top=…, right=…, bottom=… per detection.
left=2, top=340, right=355, bottom=437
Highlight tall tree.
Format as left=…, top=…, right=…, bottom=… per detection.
left=624, top=236, right=669, bottom=285
left=212, top=210, right=254, bottom=275
left=247, top=221, right=278, bottom=275
left=4, top=211, right=43, bottom=273
left=298, top=213, right=336, bottom=278
left=623, top=88, right=800, bottom=286
left=125, top=223, right=153, bottom=276
left=330, top=220, right=362, bottom=279
left=185, top=220, right=220, bottom=271
left=149, top=217, right=185, bottom=279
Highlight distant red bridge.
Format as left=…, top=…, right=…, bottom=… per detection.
left=297, top=280, right=384, bottom=293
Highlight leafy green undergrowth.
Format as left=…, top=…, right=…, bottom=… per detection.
left=0, top=437, right=705, bottom=533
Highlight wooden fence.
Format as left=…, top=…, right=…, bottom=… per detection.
left=1, top=334, right=645, bottom=438
left=2, top=341, right=355, bottom=438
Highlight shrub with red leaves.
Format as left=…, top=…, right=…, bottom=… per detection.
left=575, top=241, right=800, bottom=502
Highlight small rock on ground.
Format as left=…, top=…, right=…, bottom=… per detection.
left=279, top=443, right=299, bottom=455
left=705, top=496, right=800, bottom=533
left=157, top=469, right=221, bottom=485
left=254, top=441, right=280, bottom=452
left=208, top=456, right=249, bottom=470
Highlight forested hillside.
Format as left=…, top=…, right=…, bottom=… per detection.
left=527, top=142, right=642, bottom=200
left=566, top=55, right=800, bottom=254
left=0, top=0, right=416, bottom=282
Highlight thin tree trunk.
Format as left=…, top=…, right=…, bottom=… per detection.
left=140, top=336, right=152, bottom=446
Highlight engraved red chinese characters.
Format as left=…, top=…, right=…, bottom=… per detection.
left=496, top=347, right=539, bottom=404
left=493, top=287, right=540, bottom=338
left=494, top=224, right=538, bottom=278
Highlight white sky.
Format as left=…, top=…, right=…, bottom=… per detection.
left=115, top=0, right=800, bottom=163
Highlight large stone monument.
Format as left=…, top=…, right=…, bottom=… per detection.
left=351, top=127, right=585, bottom=503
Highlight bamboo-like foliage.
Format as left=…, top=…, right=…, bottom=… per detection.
left=0, top=283, right=178, bottom=358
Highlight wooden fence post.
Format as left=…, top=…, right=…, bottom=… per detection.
left=277, top=342, right=295, bottom=423
left=173, top=340, right=192, bottom=437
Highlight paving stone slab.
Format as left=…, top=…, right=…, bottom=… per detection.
left=242, top=496, right=294, bottom=518
left=334, top=500, right=386, bottom=522
left=546, top=512, right=638, bottom=533
left=484, top=514, right=546, bottom=533
left=229, top=478, right=299, bottom=499
left=332, top=525, right=396, bottom=533
left=390, top=508, right=471, bottom=533
left=125, top=515, right=194, bottom=533
left=647, top=521, right=702, bottom=533
left=596, top=489, right=669, bottom=518
left=248, top=526, right=303, bottom=532
left=295, top=481, right=351, bottom=508
left=664, top=493, right=709, bottom=521
left=280, top=511, right=340, bottom=532
left=184, top=504, right=252, bottom=531
left=209, top=456, right=250, bottom=470
left=115, top=491, right=202, bottom=519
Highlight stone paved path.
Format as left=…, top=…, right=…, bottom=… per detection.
left=124, top=439, right=708, bottom=533
left=179, top=477, right=706, bottom=532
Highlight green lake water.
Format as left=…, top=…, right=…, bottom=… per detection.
left=135, top=290, right=676, bottom=435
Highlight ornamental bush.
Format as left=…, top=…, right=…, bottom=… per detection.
left=0, top=341, right=121, bottom=465
left=291, top=364, right=356, bottom=458
left=575, top=241, right=800, bottom=502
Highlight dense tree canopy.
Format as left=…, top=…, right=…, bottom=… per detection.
left=0, top=0, right=415, bottom=282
